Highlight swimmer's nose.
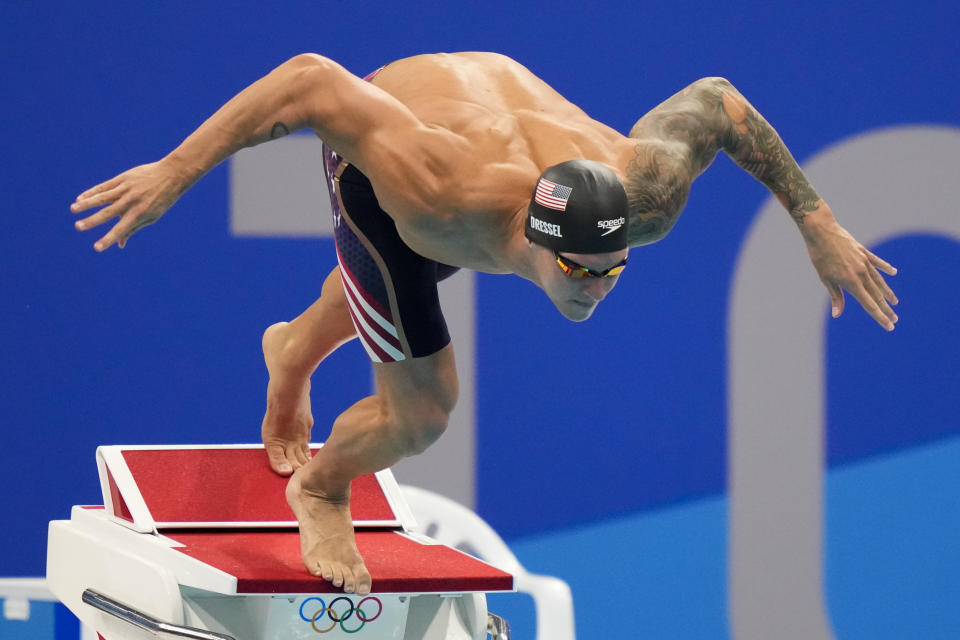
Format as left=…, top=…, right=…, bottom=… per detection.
left=584, top=278, right=610, bottom=302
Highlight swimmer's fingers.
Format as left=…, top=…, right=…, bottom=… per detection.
left=868, top=251, right=898, bottom=277
left=861, top=269, right=898, bottom=327
left=806, top=217, right=899, bottom=331
left=74, top=201, right=125, bottom=234
left=826, top=281, right=845, bottom=318
left=71, top=183, right=126, bottom=215
left=73, top=173, right=125, bottom=207
left=867, top=259, right=899, bottom=308
left=92, top=205, right=161, bottom=252
left=825, top=271, right=896, bottom=331
left=846, top=275, right=896, bottom=332
left=72, top=160, right=186, bottom=252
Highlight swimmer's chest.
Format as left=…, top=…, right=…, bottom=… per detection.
left=391, top=203, right=519, bottom=274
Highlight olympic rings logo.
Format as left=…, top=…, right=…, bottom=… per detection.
left=298, top=596, right=383, bottom=634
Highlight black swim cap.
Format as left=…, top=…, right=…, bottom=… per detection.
left=524, top=159, right=629, bottom=254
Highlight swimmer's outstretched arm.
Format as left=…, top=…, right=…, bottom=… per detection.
left=628, top=77, right=898, bottom=331
left=71, top=54, right=438, bottom=252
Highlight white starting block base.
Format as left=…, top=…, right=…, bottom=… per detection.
left=47, top=446, right=514, bottom=640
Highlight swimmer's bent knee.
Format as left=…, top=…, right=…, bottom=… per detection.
left=392, top=402, right=452, bottom=456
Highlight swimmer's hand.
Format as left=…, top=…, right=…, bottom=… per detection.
left=800, top=205, right=899, bottom=331
left=71, top=158, right=191, bottom=252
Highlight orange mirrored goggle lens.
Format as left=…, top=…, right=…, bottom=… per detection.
left=555, top=253, right=627, bottom=278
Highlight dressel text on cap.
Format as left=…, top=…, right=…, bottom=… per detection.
left=530, top=216, right=563, bottom=238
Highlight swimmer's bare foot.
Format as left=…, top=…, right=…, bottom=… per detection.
left=262, top=322, right=314, bottom=475
left=286, top=469, right=372, bottom=595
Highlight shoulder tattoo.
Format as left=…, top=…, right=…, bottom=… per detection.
left=623, top=141, right=692, bottom=246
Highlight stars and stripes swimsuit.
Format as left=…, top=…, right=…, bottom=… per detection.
left=320, top=68, right=459, bottom=363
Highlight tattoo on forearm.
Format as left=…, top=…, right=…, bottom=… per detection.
left=270, top=121, right=290, bottom=140
left=717, top=87, right=820, bottom=224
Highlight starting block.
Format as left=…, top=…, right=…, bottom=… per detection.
left=47, top=445, right=515, bottom=639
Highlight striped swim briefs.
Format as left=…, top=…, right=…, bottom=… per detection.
left=321, top=147, right=459, bottom=363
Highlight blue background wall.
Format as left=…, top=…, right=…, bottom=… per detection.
left=2, top=2, right=958, bottom=638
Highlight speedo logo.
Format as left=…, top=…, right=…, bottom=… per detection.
left=530, top=216, right=562, bottom=238
left=598, top=217, right=626, bottom=236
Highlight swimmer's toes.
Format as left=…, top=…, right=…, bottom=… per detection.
left=356, top=570, right=372, bottom=596
left=317, top=563, right=334, bottom=582
left=342, top=569, right=356, bottom=594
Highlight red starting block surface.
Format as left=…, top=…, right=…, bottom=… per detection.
left=168, top=529, right=513, bottom=594
left=97, top=445, right=411, bottom=531
left=81, top=445, right=513, bottom=595
left=123, top=449, right=393, bottom=524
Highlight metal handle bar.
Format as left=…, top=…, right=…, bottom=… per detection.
left=487, top=612, right=510, bottom=640
left=81, top=589, right=236, bottom=640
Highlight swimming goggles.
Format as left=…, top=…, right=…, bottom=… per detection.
left=555, top=252, right=627, bottom=278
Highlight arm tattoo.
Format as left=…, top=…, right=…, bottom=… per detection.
left=716, top=86, right=821, bottom=224
left=623, top=142, right=691, bottom=246
left=628, top=77, right=821, bottom=230
left=270, top=121, right=290, bottom=139
left=624, top=82, right=722, bottom=246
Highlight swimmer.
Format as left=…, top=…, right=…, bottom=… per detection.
left=71, top=52, right=898, bottom=595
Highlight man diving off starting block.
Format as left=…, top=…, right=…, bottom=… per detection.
left=71, top=52, right=899, bottom=596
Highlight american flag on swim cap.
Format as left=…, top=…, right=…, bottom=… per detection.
left=534, top=177, right=573, bottom=211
